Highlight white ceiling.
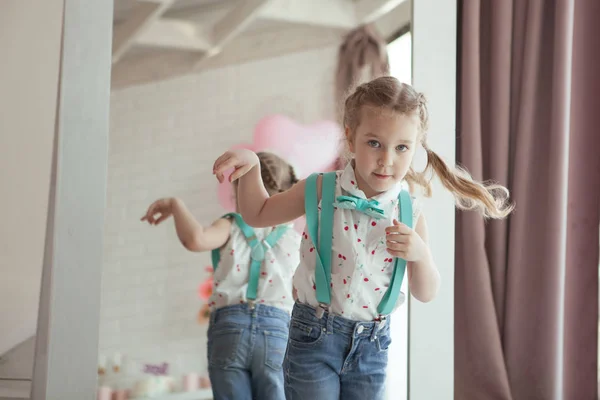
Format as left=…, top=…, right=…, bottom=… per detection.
left=110, top=0, right=411, bottom=89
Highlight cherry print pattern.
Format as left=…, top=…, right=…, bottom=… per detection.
left=207, top=219, right=301, bottom=313
left=294, top=165, right=421, bottom=320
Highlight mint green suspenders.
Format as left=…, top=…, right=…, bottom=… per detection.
left=211, top=213, right=288, bottom=303
left=304, top=172, right=413, bottom=318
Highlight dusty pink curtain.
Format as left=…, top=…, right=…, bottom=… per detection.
left=456, top=1, right=600, bottom=399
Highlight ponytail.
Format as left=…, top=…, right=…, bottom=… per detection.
left=407, top=145, right=513, bottom=219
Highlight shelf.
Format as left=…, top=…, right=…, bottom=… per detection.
left=0, top=380, right=30, bottom=399
left=131, top=388, right=213, bottom=400
left=0, top=381, right=213, bottom=400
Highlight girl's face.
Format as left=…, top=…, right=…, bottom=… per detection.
left=346, top=106, right=419, bottom=198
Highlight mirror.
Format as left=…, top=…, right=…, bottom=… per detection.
left=100, top=0, right=412, bottom=399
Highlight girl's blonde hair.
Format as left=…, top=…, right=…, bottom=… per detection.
left=343, top=76, right=513, bottom=219
left=232, top=152, right=298, bottom=199
left=256, top=151, right=298, bottom=196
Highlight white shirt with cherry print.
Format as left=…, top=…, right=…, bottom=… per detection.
left=209, top=220, right=301, bottom=313
left=292, top=163, right=421, bottom=321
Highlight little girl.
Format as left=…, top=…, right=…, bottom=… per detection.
left=212, top=76, right=512, bottom=400
left=141, top=152, right=302, bottom=400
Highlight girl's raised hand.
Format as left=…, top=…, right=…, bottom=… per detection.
left=213, top=149, right=260, bottom=183
left=141, top=198, right=174, bottom=225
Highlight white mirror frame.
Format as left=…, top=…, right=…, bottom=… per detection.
left=31, top=0, right=456, bottom=398
left=409, top=0, right=456, bottom=399
left=31, top=0, right=113, bottom=398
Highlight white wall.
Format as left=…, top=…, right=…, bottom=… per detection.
left=0, top=0, right=63, bottom=358
left=100, top=47, right=339, bottom=389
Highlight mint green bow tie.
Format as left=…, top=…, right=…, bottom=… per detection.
left=332, top=195, right=386, bottom=220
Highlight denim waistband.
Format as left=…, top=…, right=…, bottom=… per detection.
left=291, top=302, right=390, bottom=338
left=210, top=303, right=290, bottom=322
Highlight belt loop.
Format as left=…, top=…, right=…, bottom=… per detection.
left=371, top=315, right=387, bottom=341
left=370, top=322, right=378, bottom=341
left=326, top=311, right=334, bottom=334
left=315, top=302, right=328, bottom=319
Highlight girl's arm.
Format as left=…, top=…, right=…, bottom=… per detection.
left=213, top=149, right=310, bottom=227
left=141, top=197, right=231, bottom=252
left=406, top=215, right=440, bottom=302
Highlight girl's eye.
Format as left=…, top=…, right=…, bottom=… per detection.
left=396, top=145, right=409, bottom=152
left=368, top=140, right=381, bottom=148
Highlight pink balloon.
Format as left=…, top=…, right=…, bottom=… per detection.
left=252, top=115, right=342, bottom=179
left=216, top=115, right=342, bottom=233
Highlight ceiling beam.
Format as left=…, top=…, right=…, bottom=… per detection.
left=260, top=0, right=357, bottom=29
left=110, top=0, right=411, bottom=87
left=355, top=0, right=408, bottom=24
left=135, top=19, right=211, bottom=52
left=373, top=0, right=411, bottom=39
left=194, top=0, right=274, bottom=69
left=164, top=0, right=356, bottom=30
left=111, top=25, right=343, bottom=90
left=112, top=0, right=173, bottom=63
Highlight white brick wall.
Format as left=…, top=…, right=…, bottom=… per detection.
left=99, top=46, right=338, bottom=390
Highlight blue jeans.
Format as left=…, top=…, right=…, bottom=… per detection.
left=283, top=302, right=391, bottom=400
left=207, top=304, right=290, bottom=400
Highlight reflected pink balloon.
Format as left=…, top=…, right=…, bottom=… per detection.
left=216, top=115, right=342, bottom=233
left=253, top=115, right=341, bottom=179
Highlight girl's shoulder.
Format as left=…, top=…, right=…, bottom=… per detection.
left=306, top=170, right=344, bottom=181
left=388, top=181, right=424, bottom=221
left=317, top=169, right=344, bottom=187
left=408, top=186, right=424, bottom=221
